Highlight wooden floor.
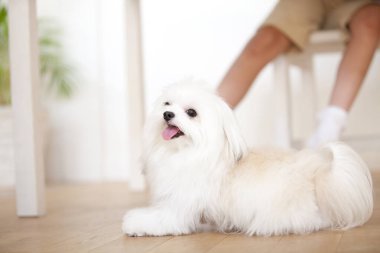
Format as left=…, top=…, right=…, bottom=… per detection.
left=1, top=172, right=380, bottom=253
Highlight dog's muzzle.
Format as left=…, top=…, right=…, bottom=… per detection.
left=162, top=111, right=184, bottom=140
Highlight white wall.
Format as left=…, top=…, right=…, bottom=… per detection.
left=37, top=0, right=130, bottom=182
left=141, top=0, right=279, bottom=147
left=141, top=0, right=380, bottom=146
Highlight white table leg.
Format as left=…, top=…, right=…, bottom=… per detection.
left=125, top=0, right=146, bottom=191
left=8, top=0, right=46, bottom=216
left=273, top=56, right=292, bottom=149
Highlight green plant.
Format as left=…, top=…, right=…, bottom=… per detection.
left=0, top=4, right=10, bottom=105
left=0, top=4, right=76, bottom=105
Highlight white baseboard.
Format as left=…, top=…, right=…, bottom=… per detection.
left=344, top=136, right=380, bottom=171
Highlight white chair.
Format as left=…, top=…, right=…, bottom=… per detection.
left=272, top=30, right=352, bottom=149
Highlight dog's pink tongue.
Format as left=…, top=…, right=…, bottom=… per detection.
left=162, top=126, right=180, bottom=140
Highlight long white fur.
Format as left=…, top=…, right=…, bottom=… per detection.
left=122, top=81, right=373, bottom=236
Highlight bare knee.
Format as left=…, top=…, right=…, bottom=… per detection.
left=243, top=26, right=291, bottom=57
left=349, top=4, right=380, bottom=38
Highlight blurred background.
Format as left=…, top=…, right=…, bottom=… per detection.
left=0, top=0, right=379, bottom=186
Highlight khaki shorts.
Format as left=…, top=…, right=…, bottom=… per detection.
left=263, top=0, right=376, bottom=50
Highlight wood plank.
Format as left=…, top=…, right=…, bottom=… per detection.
left=147, top=233, right=227, bottom=253
left=271, top=231, right=342, bottom=253
left=207, top=234, right=281, bottom=253
left=89, top=236, right=172, bottom=253
left=0, top=171, right=379, bottom=253
left=336, top=227, right=380, bottom=253
left=0, top=183, right=147, bottom=252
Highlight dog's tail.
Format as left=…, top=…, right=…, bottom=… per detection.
left=316, top=142, right=373, bottom=229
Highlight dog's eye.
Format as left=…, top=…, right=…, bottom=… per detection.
left=164, top=102, right=170, bottom=106
left=186, top=108, right=197, bottom=118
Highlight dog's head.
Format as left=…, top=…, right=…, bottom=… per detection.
left=143, top=81, right=247, bottom=165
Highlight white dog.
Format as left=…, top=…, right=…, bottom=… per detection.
left=122, top=81, right=373, bottom=236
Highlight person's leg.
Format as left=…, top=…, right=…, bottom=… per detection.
left=217, top=0, right=324, bottom=108
left=330, top=4, right=380, bottom=110
left=217, top=26, right=292, bottom=108
left=307, top=4, right=380, bottom=148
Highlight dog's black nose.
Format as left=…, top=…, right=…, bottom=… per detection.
left=163, top=111, right=175, bottom=121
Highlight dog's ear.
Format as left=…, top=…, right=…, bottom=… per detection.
left=219, top=100, right=248, bottom=163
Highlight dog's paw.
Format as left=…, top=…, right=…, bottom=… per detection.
left=122, top=209, right=149, bottom=236
left=122, top=207, right=192, bottom=236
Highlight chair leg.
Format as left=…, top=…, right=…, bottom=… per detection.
left=273, top=56, right=292, bottom=149
left=125, top=0, right=146, bottom=191
left=274, top=55, right=292, bottom=148
left=299, top=53, right=317, bottom=139
left=8, top=0, right=46, bottom=216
